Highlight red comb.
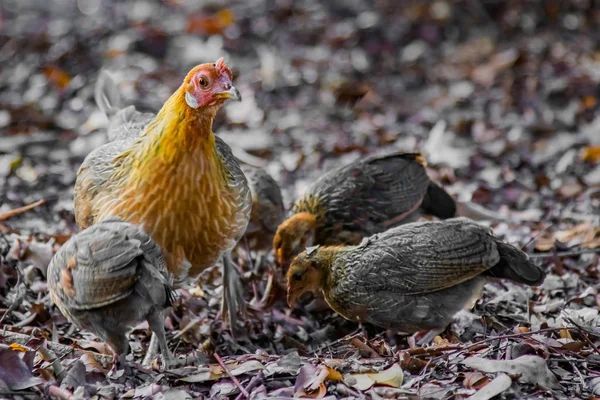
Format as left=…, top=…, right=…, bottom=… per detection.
left=215, top=57, right=228, bottom=75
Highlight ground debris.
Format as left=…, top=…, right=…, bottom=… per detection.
left=1, top=0, right=599, bottom=398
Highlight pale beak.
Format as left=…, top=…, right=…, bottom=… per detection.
left=221, top=85, right=241, bottom=102
left=276, top=249, right=285, bottom=266
left=287, top=286, right=300, bottom=307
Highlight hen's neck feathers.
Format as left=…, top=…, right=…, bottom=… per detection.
left=115, top=87, right=221, bottom=180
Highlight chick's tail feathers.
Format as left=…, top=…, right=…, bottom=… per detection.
left=487, top=240, right=546, bottom=286
left=420, top=182, right=456, bottom=219
left=95, top=70, right=122, bottom=117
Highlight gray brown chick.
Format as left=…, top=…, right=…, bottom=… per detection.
left=47, top=218, right=175, bottom=365
left=273, top=152, right=456, bottom=266
left=287, top=217, right=544, bottom=341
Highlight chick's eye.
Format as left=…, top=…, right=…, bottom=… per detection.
left=292, top=272, right=303, bottom=281
left=198, top=76, right=209, bottom=88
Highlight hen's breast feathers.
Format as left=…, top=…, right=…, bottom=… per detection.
left=75, top=112, right=250, bottom=282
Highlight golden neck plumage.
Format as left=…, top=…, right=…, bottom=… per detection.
left=117, top=89, right=220, bottom=184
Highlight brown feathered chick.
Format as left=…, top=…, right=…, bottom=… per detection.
left=273, top=152, right=455, bottom=267
left=48, top=218, right=175, bottom=365
left=287, top=218, right=544, bottom=341
left=241, top=166, right=285, bottom=254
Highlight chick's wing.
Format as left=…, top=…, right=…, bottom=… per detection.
left=345, top=219, right=500, bottom=295
left=49, top=222, right=147, bottom=311
left=304, top=153, right=431, bottom=236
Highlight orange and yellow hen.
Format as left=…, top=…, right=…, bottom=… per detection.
left=74, top=58, right=251, bottom=326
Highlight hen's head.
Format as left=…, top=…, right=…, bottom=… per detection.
left=273, top=212, right=317, bottom=267
left=286, top=245, right=330, bottom=307
left=183, top=57, right=241, bottom=109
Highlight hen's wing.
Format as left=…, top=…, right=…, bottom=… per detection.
left=215, top=136, right=252, bottom=242
left=74, top=139, right=132, bottom=229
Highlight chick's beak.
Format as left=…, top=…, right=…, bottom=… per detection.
left=220, top=85, right=241, bottom=102
left=276, top=248, right=285, bottom=266
left=286, top=285, right=300, bottom=307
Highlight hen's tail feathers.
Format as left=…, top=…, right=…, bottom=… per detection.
left=95, top=70, right=122, bottom=117
left=420, top=182, right=457, bottom=219
left=487, top=240, right=546, bottom=286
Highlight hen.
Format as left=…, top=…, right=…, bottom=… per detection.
left=286, top=217, right=545, bottom=344
left=75, top=59, right=251, bottom=328
left=273, top=152, right=455, bottom=266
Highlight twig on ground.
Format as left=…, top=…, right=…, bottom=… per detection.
left=528, top=247, right=600, bottom=259
left=214, top=352, right=250, bottom=399
left=0, top=330, right=114, bottom=365
left=47, top=385, right=74, bottom=400
left=312, top=328, right=363, bottom=354
left=565, top=317, right=600, bottom=357
left=429, top=327, right=578, bottom=363
left=520, top=224, right=554, bottom=251
left=349, top=337, right=379, bottom=358
left=0, top=199, right=45, bottom=221
left=234, top=372, right=263, bottom=400
left=0, top=273, right=23, bottom=325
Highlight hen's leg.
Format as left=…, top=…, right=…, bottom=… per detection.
left=221, top=252, right=247, bottom=330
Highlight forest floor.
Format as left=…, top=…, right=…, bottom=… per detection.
left=1, top=0, right=600, bottom=399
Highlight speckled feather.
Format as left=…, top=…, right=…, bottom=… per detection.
left=294, top=153, right=433, bottom=245
left=106, top=106, right=155, bottom=142
left=48, top=218, right=173, bottom=311
left=75, top=134, right=251, bottom=281
left=314, top=218, right=545, bottom=332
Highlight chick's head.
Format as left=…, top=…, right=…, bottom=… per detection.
left=273, top=212, right=317, bottom=267
left=286, top=245, right=329, bottom=307
left=183, top=57, right=241, bottom=110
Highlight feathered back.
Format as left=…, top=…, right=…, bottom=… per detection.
left=48, top=218, right=173, bottom=312
left=295, top=152, right=431, bottom=243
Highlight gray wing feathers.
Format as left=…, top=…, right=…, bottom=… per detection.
left=340, top=219, right=500, bottom=295
left=50, top=219, right=172, bottom=311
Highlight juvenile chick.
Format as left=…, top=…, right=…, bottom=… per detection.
left=241, top=166, right=285, bottom=254
left=273, top=152, right=455, bottom=266
left=286, top=218, right=544, bottom=342
left=47, top=218, right=175, bottom=365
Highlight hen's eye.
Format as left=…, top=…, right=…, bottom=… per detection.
left=292, top=272, right=303, bottom=281
left=198, top=76, right=209, bottom=88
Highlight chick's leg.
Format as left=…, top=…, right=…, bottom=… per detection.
left=220, top=252, right=247, bottom=329
left=147, top=311, right=175, bottom=368
left=142, top=333, right=159, bottom=367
